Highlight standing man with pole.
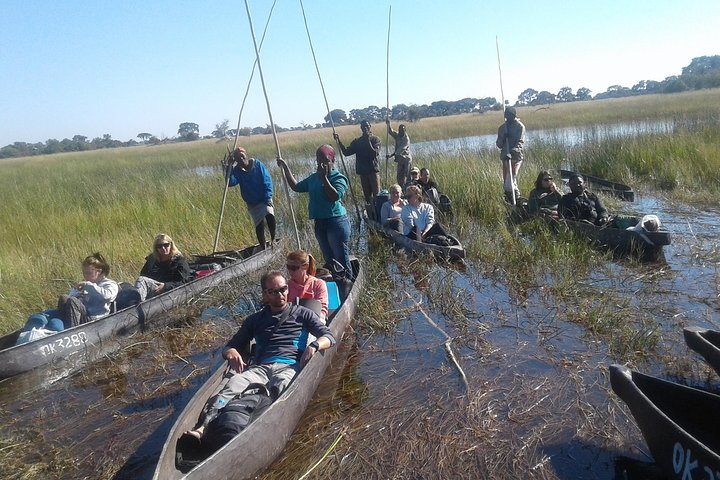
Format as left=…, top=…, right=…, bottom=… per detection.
left=386, top=120, right=413, bottom=186
left=225, top=147, right=276, bottom=250
left=334, top=121, right=381, bottom=219
left=495, top=106, right=526, bottom=204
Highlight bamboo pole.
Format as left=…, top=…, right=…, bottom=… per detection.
left=243, top=0, right=301, bottom=249
left=298, top=0, right=363, bottom=226
left=213, top=2, right=277, bottom=253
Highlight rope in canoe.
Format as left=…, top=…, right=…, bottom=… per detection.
left=298, top=0, right=363, bottom=226
left=244, top=0, right=302, bottom=249
left=213, top=0, right=277, bottom=253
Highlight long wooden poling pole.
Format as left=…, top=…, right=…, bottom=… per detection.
left=244, top=0, right=301, bottom=249
left=298, top=0, right=363, bottom=226
left=496, top=35, right=516, bottom=206
left=385, top=5, right=392, bottom=187
left=213, top=1, right=278, bottom=253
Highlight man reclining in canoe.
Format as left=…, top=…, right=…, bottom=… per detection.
left=559, top=174, right=610, bottom=226
left=184, top=270, right=335, bottom=442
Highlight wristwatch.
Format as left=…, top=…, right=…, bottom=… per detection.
left=309, top=340, right=320, bottom=351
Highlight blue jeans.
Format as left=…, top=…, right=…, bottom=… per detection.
left=314, top=215, right=352, bottom=279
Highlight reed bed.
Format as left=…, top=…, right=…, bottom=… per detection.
left=2, top=89, right=719, bottom=333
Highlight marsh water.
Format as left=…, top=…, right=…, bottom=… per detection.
left=2, top=189, right=718, bottom=480
left=3, top=122, right=720, bottom=479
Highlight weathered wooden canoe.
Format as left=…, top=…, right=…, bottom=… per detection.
left=0, top=241, right=281, bottom=380
left=684, top=327, right=720, bottom=376
left=151, top=258, right=363, bottom=479
left=609, top=364, right=720, bottom=479
left=549, top=215, right=671, bottom=260
left=560, top=169, right=635, bottom=201
left=365, top=217, right=465, bottom=262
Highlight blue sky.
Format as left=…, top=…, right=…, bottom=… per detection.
left=2, top=0, right=719, bottom=146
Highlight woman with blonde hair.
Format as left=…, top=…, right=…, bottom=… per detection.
left=286, top=250, right=328, bottom=323
left=135, top=233, right=192, bottom=301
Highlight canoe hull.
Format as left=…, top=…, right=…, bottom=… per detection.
left=366, top=217, right=465, bottom=261
left=684, top=327, right=720, bottom=376
left=152, top=258, right=364, bottom=480
left=560, top=169, right=635, bottom=201
left=552, top=216, right=671, bottom=260
left=0, top=241, right=281, bottom=380
left=609, top=364, right=720, bottom=479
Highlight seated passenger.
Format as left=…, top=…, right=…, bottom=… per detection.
left=401, top=185, right=448, bottom=241
left=286, top=250, right=328, bottom=323
left=528, top=170, right=562, bottom=217
left=559, top=174, right=609, bottom=226
left=403, top=166, right=420, bottom=192
left=380, top=184, right=407, bottom=232
left=183, top=270, right=335, bottom=442
left=56, top=252, right=119, bottom=329
left=417, top=167, right=440, bottom=205
left=135, top=233, right=192, bottom=301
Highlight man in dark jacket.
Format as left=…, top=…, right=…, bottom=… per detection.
left=559, top=174, right=609, bottom=225
left=185, top=270, right=335, bottom=440
left=334, top=120, right=381, bottom=209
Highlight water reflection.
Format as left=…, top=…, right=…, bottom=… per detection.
left=412, top=119, right=675, bottom=155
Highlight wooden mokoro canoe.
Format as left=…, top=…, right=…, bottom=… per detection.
left=548, top=215, right=671, bottom=260
left=609, top=364, right=720, bottom=479
left=0, top=240, right=281, bottom=380
left=684, top=327, right=720, bottom=376
left=151, top=258, right=364, bottom=480
left=560, top=169, right=635, bottom=202
left=365, top=216, right=465, bottom=262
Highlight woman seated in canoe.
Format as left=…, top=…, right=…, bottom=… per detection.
left=527, top=170, right=562, bottom=218
left=286, top=250, right=328, bottom=324
left=134, top=233, right=193, bottom=301
left=401, top=185, right=448, bottom=241
left=559, top=174, right=610, bottom=226
left=277, top=145, right=353, bottom=279
left=18, top=253, right=119, bottom=340
left=380, top=184, right=407, bottom=232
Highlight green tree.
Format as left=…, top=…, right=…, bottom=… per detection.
left=324, top=109, right=347, bottom=126
left=212, top=119, right=229, bottom=138
left=137, top=132, right=152, bottom=142
left=178, top=122, right=199, bottom=141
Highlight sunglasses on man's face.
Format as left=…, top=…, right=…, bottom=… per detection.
left=264, top=285, right=288, bottom=295
left=156, top=243, right=171, bottom=249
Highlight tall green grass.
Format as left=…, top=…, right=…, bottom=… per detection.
left=2, top=89, right=719, bottom=333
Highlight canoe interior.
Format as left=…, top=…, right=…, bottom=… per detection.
left=152, top=258, right=363, bottom=480
left=630, top=370, right=720, bottom=452
left=610, top=364, right=720, bottom=478
left=684, top=327, right=720, bottom=376
left=365, top=216, right=465, bottom=261
left=0, top=240, right=279, bottom=380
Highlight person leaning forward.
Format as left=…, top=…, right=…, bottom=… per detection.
left=333, top=120, right=381, bottom=212
left=184, top=270, right=335, bottom=441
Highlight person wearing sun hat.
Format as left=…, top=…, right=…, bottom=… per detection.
left=404, top=166, right=420, bottom=191
left=496, top=106, right=526, bottom=203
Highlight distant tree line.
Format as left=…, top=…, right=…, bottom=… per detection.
left=3, top=55, right=719, bottom=160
